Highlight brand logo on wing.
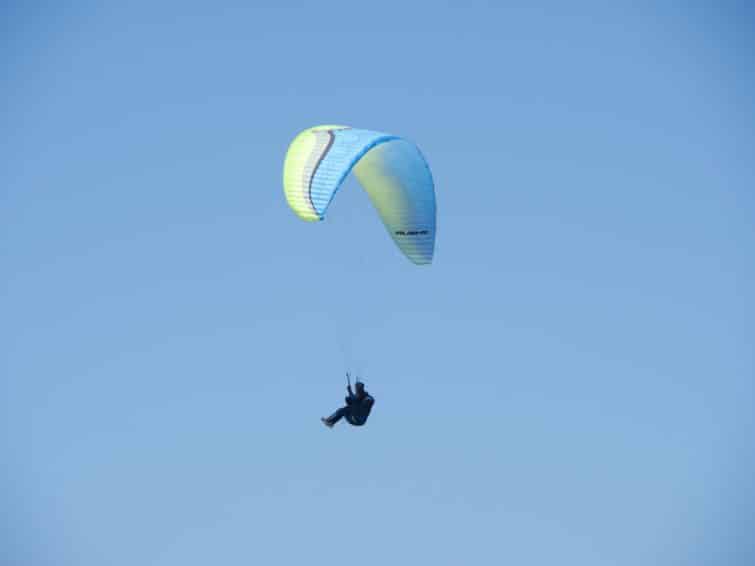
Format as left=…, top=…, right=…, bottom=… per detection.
left=394, top=230, right=429, bottom=236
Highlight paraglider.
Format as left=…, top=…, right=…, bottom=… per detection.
left=321, top=373, right=375, bottom=428
left=283, top=125, right=437, bottom=265
left=283, top=125, right=433, bottom=430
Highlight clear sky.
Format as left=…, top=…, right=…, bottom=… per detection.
left=2, top=2, right=754, bottom=565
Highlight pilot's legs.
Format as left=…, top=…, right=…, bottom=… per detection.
left=322, top=406, right=349, bottom=427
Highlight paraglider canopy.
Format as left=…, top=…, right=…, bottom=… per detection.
left=283, top=125, right=437, bottom=265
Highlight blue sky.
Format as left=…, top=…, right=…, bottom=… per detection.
left=2, top=2, right=754, bottom=565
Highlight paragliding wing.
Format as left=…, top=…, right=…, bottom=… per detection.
left=283, top=125, right=436, bottom=265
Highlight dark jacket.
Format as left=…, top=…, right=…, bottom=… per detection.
left=344, top=386, right=374, bottom=426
